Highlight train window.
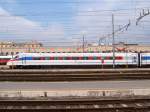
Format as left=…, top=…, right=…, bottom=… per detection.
left=102, top=57, right=106, bottom=60
left=103, top=57, right=110, bottom=60
left=67, top=57, right=72, bottom=60
left=92, top=57, right=97, bottom=60
left=83, top=57, right=88, bottom=60
left=109, top=57, right=113, bottom=60
left=97, top=57, right=101, bottom=60
left=58, top=57, right=63, bottom=60
left=40, top=57, right=45, bottom=60
left=33, top=57, right=40, bottom=60
left=88, top=57, right=93, bottom=60
left=133, top=57, right=136, bottom=59
left=63, top=57, right=67, bottom=60
left=14, top=56, right=19, bottom=59
left=105, top=56, right=111, bottom=60
left=45, top=57, right=50, bottom=60
left=74, top=57, right=77, bottom=60
left=72, top=57, right=78, bottom=60
left=79, top=57, right=83, bottom=60
left=49, top=57, right=53, bottom=60
left=116, top=56, right=123, bottom=60
left=133, top=57, right=137, bottom=62
left=79, top=57, right=82, bottom=60
left=54, top=57, right=58, bottom=60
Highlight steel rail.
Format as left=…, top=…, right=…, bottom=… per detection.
left=0, top=72, right=149, bottom=81
left=0, top=97, right=150, bottom=111
left=0, top=69, right=150, bottom=74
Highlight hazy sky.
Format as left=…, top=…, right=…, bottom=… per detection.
left=0, top=0, right=150, bottom=45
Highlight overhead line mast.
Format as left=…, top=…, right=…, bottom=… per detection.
left=112, top=14, right=115, bottom=68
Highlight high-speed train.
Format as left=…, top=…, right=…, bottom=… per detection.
left=6, top=52, right=150, bottom=68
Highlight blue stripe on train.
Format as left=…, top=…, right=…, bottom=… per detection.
left=142, top=56, right=150, bottom=60
left=19, top=57, right=33, bottom=60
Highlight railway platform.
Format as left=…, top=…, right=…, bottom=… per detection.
left=0, top=80, right=150, bottom=97
left=1, top=80, right=150, bottom=111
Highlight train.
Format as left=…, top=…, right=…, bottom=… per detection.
left=0, top=55, right=12, bottom=65
left=6, top=52, right=150, bottom=68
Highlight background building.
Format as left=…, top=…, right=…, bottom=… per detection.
left=0, top=41, right=43, bottom=55
left=0, top=41, right=149, bottom=55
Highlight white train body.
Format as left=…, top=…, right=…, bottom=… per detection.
left=140, top=53, right=150, bottom=66
left=7, top=53, right=138, bottom=67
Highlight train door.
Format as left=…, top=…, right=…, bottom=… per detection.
left=138, top=53, right=141, bottom=67
left=133, top=53, right=140, bottom=67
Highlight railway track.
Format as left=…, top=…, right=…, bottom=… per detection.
left=0, top=68, right=150, bottom=74
left=0, top=73, right=150, bottom=81
left=0, top=96, right=150, bottom=112
left=0, top=69, right=150, bottom=81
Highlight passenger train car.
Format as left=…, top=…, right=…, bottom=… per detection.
left=140, top=53, right=150, bottom=66
left=0, top=55, right=12, bottom=65
left=7, top=53, right=139, bottom=68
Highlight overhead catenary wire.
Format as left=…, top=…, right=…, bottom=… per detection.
left=0, top=0, right=150, bottom=45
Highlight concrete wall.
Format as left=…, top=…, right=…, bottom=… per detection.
left=0, top=89, right=150, bottom=98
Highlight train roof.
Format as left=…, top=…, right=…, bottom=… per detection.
left=16, top=52, right=138, bottom=57
left=0, top=55, right=12, bottom=58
